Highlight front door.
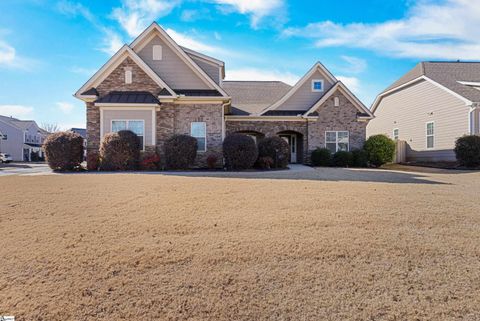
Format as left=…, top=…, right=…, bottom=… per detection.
left=279, top=134, right=297, bottom=163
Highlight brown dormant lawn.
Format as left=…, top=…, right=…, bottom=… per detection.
left=1, top=169, right=480, bottom=320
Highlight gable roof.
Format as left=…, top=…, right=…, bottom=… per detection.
left=304, top=82, right=374, bottom=118
left=374, top=62, right=480, bottom=112
left=259, top=62, right=337, bottom=116
left=222, top=81, right=292, bottom=115
left=130, top=22, right=228, bottom=97
left=75, top=45, right=176, bottom=99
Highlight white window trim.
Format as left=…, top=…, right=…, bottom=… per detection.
left=111, top=119, right=146, bottom=151
left=191, top=122, right=207, bottom=152
left=426, top=121, right=435, bottom=149
left=125, top=70, right=132, bottom=84
left=312, top=79, right=324, bottom=92
left=393, top=128, right=399, bottom=140
left=325, top=131, right=350, bottom=152
left=152, top=45, right=162, bottom=61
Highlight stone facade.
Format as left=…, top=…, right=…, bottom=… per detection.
left=96, top=57, right=161, bottom=96
left=86, top=102, right=100, bottom=155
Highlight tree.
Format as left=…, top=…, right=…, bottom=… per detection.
left=41, top=123, right=60, bottom=133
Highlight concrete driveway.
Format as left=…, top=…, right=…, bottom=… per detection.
left=0, top=162, right=52, bottom=176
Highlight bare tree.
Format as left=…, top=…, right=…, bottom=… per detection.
left=41, top=122, right=61, bottom=133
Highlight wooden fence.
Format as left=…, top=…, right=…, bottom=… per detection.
left=394, top=140, right=407, bottom=163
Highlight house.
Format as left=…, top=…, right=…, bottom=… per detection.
left=75, top=22, right=374, bottom=166
left=368, top=62, right=480, bottom=162
left=0, top=115, right=49, bottom=161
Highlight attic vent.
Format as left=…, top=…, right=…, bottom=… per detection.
left=125, top=69, right=132, bottom=84
left=334, top=97, right=340, bottom=107
left=153, top=45, right=162, bottom=61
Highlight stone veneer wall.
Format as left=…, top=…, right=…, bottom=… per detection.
left=86, top=102, right=100, bottom=156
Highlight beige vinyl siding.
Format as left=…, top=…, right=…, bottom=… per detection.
left=276, top=70, right=334, bottom=111
left=189, top=55, right=220, bottom=85
left=102, top=109, right=154, bottom=146
left=367, top=79, right=470, bottom=162
left=137, top=35, right=210, bottom=89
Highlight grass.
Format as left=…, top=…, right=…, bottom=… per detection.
left=1, top=171, right=480, bottom=320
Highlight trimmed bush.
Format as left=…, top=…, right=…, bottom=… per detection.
left=140, top=152, right=161, bottom=171
left=206, top=154, right=219, bottom=169
left=257, top=136, right=290, bottom=169
left=164, top=134, right=197, bottom=170
left=223, top=133, right=258, bottom=170
left=454, top=135, right=480, bottom=167
left=256, top=156, right=274, bottom=170
left=311, top=148, right=332, bottom=167
left=87, top=151, right=99, bottom=171
left=364, top=134, right=396, bottom=167
left=99, top=130, right=140, bottom=171
left=333, top=151, right=354, bottom=167
left=43, top=131, right=84, bottom=171
left=351, top=149, right=368, bottom=168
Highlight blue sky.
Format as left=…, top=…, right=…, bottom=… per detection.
left=0, top=0, right=478, bottom=129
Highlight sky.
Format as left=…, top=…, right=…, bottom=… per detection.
left=1, top=0, right=479, bottom=130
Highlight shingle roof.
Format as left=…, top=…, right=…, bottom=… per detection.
left=69, top=128, right=86, bottom=138
left=174, top=89, right=222, bottom=96
left=222, top=81, right=292, bottom=115
left=96, top=91, right=160, bottom=104
left=263, top=110, right=305, bottom=116
left=381, top=62, right=480, bottom=102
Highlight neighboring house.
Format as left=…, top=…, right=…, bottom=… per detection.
left=368, top=62, right=480, bottom=162
left=75, top=22, right=374, bottom=166
left=0, top=115, right=49, bottom=161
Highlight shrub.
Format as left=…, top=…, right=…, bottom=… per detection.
left=257, top=136, right=290, bottom=169
left=364, top=134, right=396, bottom=167
left=223, top=134, right=258, bottom=170
left=256, top=156, right=274, bottom=170
left=333, top=151, right=354, bottom=167
left=99, top=130, right=140, bottom=171
left=43, top=131, right=84, bottom=171
left=351, top=149, right=368, bottom=168
left=454, top=135, right=480, bottom=167
left=311, top=148, right=332, bottom=167
left=164, top=134, right=197, bottom=170
left=140, top=152, right=161, bottom=171
left=87, top=151, right=99, bottom=171
left=206, top=154, right=219, bottom=169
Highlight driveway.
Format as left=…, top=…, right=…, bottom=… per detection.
left=0, top=162, right=52, bottom=176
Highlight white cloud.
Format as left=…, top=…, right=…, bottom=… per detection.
left=70, top=66, right=97, bottom=75
left=213, top=0, right=285, bottom=28
left=226, top=68, right=299, bottom=85
left=99, top=29, right=124, bottom=55
left=112, top=0, right=181, bottom=37
left=214, top=32, right=222, bottom=41
left=0, top=41, right=15, bottom=65
left=340, top=56, right=367, bottom=74
left=283, top=0, right=480, bottom=60
left=0, top=39, right=38, bottom=70
left=165, top=28, right=218, bottom=54
left=56, top=0, right=94, bottom=22
left=337, top=76, right=360, bottom=93
left=56, top=102, right=75, bottom=114
left=0, top=105, right=34, bottom=118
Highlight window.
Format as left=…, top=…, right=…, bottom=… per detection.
left=325, top=131, right=349, bottom=153
left=312, top=79, right=324, bottom=92
left=153, top=45, right=162, bottom=60
left=111, top=120, right=145, bottom=150
left=1, top=134, right=7, bottom=140
left=125, top=70, right=132, bottom=84
left=191, top=122, right=206, bottom=152
left=426, top=122, right=434, bottom=149
left=393, top=128, right=399, bottom=140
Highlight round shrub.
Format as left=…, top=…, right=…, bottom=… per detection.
left=206, top=153, right=219, bottom=169
left=364, top=134, right=395, bottom=167
left=333, top=151, right=354, bottom=167
left=223, top=133, right=258, bottom=170
left=257, top=136, right=290, bottom=169
left=311, top=148, right=331, bottom=167
left=100, top=130, right=140, bottom=171
left=43, top=131, right=84, bottom=171
left=454, top=135, right=480, bottom=167
left=140, top=152, right=161, bottom=171
left=164, top=134, right=197, bottom=170
left=87, top=151, right=99, bottom=171
left=256, top=156, right=274, bottom=170
left=351, top=149, right=368, bottom=168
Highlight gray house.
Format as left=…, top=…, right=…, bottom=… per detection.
left=75, top=22, right=374, bottom=166
left=368, top=62, right=480, bottom=162
left=0, top=115, right=49, bottom=161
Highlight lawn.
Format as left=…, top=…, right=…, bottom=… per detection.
left=1, top=169, right=480, bottom=320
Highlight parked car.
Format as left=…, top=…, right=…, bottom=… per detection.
left=0, top=153, right=12, bottom=163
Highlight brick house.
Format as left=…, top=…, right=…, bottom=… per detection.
left=75, top=22, right=374, bottom=166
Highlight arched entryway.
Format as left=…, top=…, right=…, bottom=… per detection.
left=276, top=130, right=304, bottom=164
